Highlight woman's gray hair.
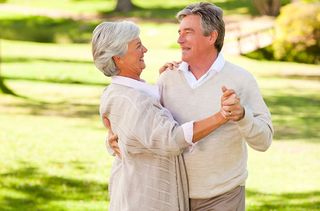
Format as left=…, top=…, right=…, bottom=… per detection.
left=176, top=2, right=225, bottom=52
left=92, top=21, right=140, bottom=77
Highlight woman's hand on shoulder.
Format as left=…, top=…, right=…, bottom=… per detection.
left=159, top=61, right=181, bottom=75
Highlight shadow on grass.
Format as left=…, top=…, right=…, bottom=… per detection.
left=264, top=94, right=320, bottom=141
left=246, top=189, right=320, bottom=210
left=0, top=16, right=98, bottom=43
left=2, top=78, right=319, bottom=141
left=0, top=164, right=108, bottom=211
left=0, top=78, right=16, bottom=96
left=3, top=76, right=107, bottom=87
left=3, top=56, right=93, bottom=64
left=5, top=98, right=101, bottom=119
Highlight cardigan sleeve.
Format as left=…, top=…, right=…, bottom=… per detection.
left=104, top=93, right=190, bottom=157
left=236, top=75, right=274, bottom=152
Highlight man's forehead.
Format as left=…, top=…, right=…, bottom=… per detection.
left=179, top=15, right=201, bottom=30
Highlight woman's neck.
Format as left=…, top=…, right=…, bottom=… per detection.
left=117, top=72, right=141, bottom=81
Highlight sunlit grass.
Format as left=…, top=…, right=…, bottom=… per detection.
left=0, top=81, right=111, bottom=210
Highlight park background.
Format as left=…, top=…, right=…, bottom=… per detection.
left=0, top=0, right=319, bottom=210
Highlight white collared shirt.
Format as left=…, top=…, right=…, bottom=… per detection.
left=109, top=76, right=194, bottom=147
left=179, top=53, right=225, bottom=89
left=111, top=76, right=160, bottom=101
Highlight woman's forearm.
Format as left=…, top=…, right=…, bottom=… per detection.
left=192, top=112, right=228, bottom=143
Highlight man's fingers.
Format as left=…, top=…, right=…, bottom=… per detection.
left=222, top=104, right=244, bottom=121
left=222, top=89, right=235, bottom=97
left=221, top=93, right=237, bottom=105
left=110, top=141, right=119, bottom=148
left=114, top=149, right=122, bottom=158
left=108, top=134, right=118, bottom=145
left=221, top=86, right=227, bottom=93
left=222, top=95, right=240, bottom=106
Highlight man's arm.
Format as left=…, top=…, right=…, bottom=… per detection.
left=222, top=80, right=273, bottom=152
left=103, top=116, right=121, bottom=157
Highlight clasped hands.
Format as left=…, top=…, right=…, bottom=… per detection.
left=220, top=86, right=245, bottom=121
left=159, top=62, right=244, bottom=121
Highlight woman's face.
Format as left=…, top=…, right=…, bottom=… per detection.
left=118, top=37, right=148, bottom=79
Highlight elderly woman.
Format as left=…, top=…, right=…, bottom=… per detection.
left=92, top=21, right=230, bottom=211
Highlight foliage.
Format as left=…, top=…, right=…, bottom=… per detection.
left=0, top=16, right=98, bottom=43
left=273, top=2, right=320, bottom=64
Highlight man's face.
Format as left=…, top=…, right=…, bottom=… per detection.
left=177, top=15, right=213, bottom=64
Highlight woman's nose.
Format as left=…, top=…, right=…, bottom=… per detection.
left=143, top=46, right=148, bottom=53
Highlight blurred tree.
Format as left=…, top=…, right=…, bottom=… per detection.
left=253, top=0, right=281, bottom=16
left=115, top=0, right=134, bottom=12
left=272, top=2, right=320, bottom=64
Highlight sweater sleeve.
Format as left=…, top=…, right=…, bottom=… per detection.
left=104, top=93, right=190, bottom=156
left=236, top=75, right=274, bottom=152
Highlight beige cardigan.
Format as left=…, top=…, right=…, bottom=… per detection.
left=100, top=83, right=190, bottom=211
left=158, top=61, right=273, bottom=199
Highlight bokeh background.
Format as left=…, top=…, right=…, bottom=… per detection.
left=0, top=0, right=319, bottom=210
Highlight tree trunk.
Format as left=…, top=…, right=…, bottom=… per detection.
left=0, top=39, right=15, bottom=95
left=253, top=0, right=281, bottom=16
left=115, top=0, right=134, bottom=12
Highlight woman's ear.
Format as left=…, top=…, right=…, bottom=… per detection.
left=112, top=56, right=123, bottom=64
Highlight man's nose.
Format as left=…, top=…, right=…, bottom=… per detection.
left=177, top=35, right=184, bottom=44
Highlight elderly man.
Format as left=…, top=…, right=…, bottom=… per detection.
left=157, top=2, right=273, bottom=210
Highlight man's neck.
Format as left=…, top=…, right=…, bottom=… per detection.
left=188, top=51, right=218, bottom=80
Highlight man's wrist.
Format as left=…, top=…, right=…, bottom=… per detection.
left=238, top=107, right=245, bottom=121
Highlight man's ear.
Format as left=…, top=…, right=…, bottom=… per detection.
left=208, top=30, right=218, bottom=45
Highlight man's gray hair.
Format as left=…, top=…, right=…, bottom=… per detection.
left=176, top=2, right=225, bottom=52
left=92, top=21, right=140, bottom=77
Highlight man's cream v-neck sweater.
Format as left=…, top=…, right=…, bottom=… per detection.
left=158, top=61, right=273, bottom=199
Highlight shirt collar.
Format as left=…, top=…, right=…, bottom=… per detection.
left=111, top=76, right=160, bottom=100
left=179, top=53, right=225, bottom=74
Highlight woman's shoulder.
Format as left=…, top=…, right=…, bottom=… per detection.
left=102, top=84, right=158, bottom=107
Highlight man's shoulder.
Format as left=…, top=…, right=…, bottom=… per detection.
left=223, top=61, right=254, bottom=79
left=158, top=68, right=181, bottom=84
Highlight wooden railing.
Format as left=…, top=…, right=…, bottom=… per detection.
left=224, top=21, right=275, bottom=55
